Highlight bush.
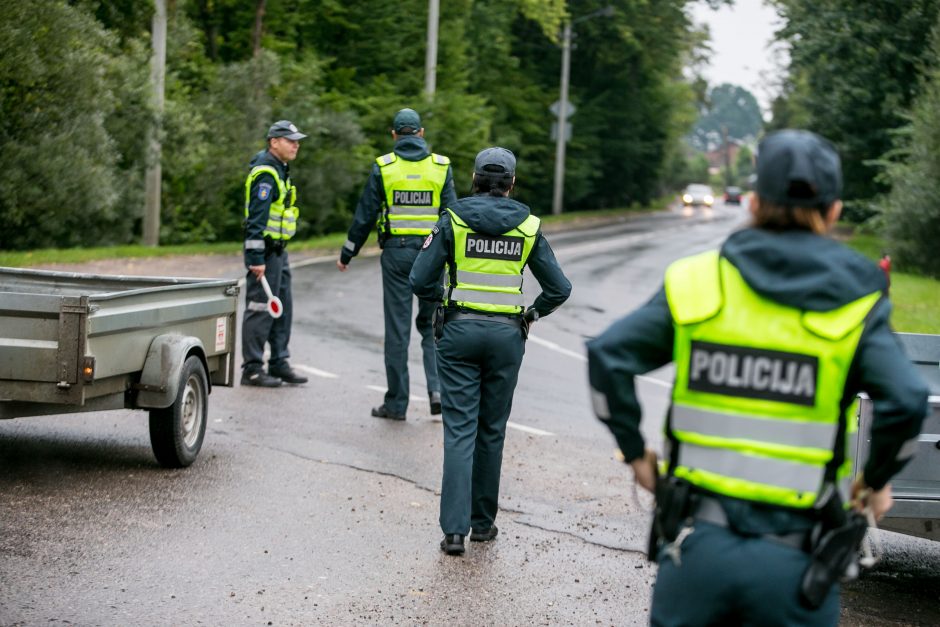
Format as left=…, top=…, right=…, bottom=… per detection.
left=877, top=22, right=940, bottom=278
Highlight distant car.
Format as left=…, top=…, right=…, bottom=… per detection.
left=724, top=186, right=743, bottom=205
left=682, top=184, right=715, bottom=207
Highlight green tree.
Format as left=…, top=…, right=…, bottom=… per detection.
left=770, top=0, right=940, bottom=219
left=690, top=83, right=763, bottom=151
left=0, top=1, right=134, bottom=250
left=735, top=145, right=754, bottom=188
left=877, top=23, right=940, bottom=277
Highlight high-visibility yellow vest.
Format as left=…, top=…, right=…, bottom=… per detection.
left=377, top=152, right=450, bottom=236
left=244, top=165, right=299, bottom=241
left=444, top=208, right=540, bottom=315
left=663, top=249, right=882, bottom=509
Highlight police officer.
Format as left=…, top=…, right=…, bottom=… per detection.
left=337, top=108, right=457, bottom=419
left=587, top=130, right=928, bottom=625
left=241, top=120, right=309, bottom=387
left=410, top=147, right=571, bottom=556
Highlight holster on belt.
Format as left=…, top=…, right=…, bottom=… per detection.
left=432, top=304, right=445, bottom=342
left=264, top=237, right=285, bottom=257
left=799, top=487, right=868, bottom=609
left=648, top=475, right=697, bottom=561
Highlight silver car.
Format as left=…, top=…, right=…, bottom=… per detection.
left=682, top=184, right=715, bottom=207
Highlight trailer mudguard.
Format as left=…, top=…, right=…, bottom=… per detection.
left=135, top=334, right=209, bottom=409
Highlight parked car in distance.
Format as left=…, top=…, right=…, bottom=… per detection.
left=724, top=186, right=743, bottom=205
left=682, top=184, right=715, bottom=207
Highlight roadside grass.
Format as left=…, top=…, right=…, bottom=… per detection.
left=0, top=232, right=352, bottom=268
left=844, top=232, right=940, bottom=334
left=0, top=203, right=669, bottom=268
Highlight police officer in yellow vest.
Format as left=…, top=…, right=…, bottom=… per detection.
left=337, top=108, right=457, bottom=419
left=587, top=130, right=928, bottom=625
left=241, top=120, right=309, bottom=387
left=410, top=147, right=571, bottom=555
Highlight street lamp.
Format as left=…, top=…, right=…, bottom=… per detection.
left=425, top=0, right=440, bottom=97
left=551, top=6, right=614, bottom=215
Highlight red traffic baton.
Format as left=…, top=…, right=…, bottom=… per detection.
left=259, top=275, right=284, bottom=319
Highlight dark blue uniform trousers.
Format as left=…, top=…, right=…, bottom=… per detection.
left=651, top=522, right=839, bottom=626
left=381, top=243, right=439, bottom=415
left=242, top=250, right=292, bottom=372
left=437, top=319, right=525, bottom=536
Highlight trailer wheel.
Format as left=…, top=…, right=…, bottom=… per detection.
left=149, top=355, right=208, bottom=468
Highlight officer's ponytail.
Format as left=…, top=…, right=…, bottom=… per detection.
left=472, top=166, right=514, bottom=197
left=751, top=195, right=829, bottom=235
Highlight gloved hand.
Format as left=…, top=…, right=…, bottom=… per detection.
left=521, top=308, right=539, bottom=339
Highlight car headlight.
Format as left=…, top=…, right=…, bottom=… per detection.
left=682, top=194, right=693, bottom=203
left=704, top=195, right=714, bottom=204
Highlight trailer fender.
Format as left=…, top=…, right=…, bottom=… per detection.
left=135, top=334, right=209, bottom=409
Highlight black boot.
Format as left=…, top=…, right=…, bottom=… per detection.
left=429, top=391, right=442, bottom=415
left=440, top=534, right=465, bottom=555
left=470, top=525, right=498, bottom=542
left=268, top=362, right=308, bottom=384
left=241, top=368, right=282, bottom=388
left=371, top=404, right=406, bottom=421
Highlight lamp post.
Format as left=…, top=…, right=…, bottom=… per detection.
left=143, top=0, right=167, bottom=246
left=551, top=6, right=614, bottom=216
left=425, top=0, right=440, bottom=97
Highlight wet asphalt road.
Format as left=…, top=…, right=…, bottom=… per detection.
left=2, top=201, right=939, bottom=626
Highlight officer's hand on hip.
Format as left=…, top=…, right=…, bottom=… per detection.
left=336, top=260, right=348, bottom=272
left=249, top=264, right=265, bottom=279
left=631, top=449, right=658, bottom=493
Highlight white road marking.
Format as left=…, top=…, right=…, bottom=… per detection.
left=527, top=334, right=586, bottom=361
left=528, top=334, right=671, bottom=389
left=507, top=422, right=554, bottom=436
left=294, top=364, right=338, bottom=378
left=365, top=384, right=423, bottom=402
left=366, top=385, right=553, bottom=435
left=638, top=376, right=672, bottom=389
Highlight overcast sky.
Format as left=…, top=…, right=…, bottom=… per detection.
left=690, top=0, right=785, bottom=115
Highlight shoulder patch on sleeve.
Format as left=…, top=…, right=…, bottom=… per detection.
left=432, top=153, right=451, bottom=165
left=422, top=230, right=436, bottom=249
left=257, top=182, right=273, bottom=201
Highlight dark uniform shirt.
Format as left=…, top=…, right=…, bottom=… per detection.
left=410, top=194, right=571, bottom=317
left=587, top=227, right=928, bottom=533
left=244, top=149, right=290, bottom=268
left=341, top=135, right=458, bottom=265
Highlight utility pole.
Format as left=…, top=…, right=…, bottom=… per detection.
left=143, top=0, right=167, bottom=247
left=551, top=20, right=572, bottom=216
left=425, top=0, right=439, bottom=97
left=722, top=124, right=732, bottom=187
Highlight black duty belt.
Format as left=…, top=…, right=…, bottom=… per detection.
left=444, top=311, right=522, bottom=328
left=264, top=238, right=287, bottom=254
left=693, top=496, right=810, bottom=552
left=385, top=235, right=425, bottom=248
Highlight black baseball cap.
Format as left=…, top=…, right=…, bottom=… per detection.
left=756, top=130, right=841, bottom=208
left=393, top=108, right=422, bottom=134
left=474, top=147, right=516, bottom=178
left=266, top=120, right=307, bottom=140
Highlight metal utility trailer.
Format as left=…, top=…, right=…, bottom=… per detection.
left=856, top=332, right=940, bottom=541
left=0, top=267, right=239, bottom=468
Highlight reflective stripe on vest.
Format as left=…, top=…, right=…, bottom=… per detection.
left=444, top=208, right=540, bottom=315
left=663, top=249, right=881, bottom=509
left=377, top=152, right=450, bottom=236
left=244, top=165, right=299, bottom=241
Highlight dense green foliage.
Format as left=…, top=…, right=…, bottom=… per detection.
left=0, top=0, right=707, bottom=250
left=689, top=83, right=762, bottom=151
left=876, top=20, right=940, bottom=278
left=768, top=0, right=940, bottom=221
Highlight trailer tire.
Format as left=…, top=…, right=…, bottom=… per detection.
left=149, top=355, right=208, bottom=468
